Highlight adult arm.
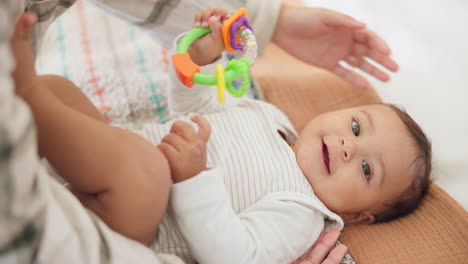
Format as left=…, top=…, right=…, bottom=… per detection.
left=27, top=0, right=277, bottom=55
left=27, top=0, right=397, bottom=89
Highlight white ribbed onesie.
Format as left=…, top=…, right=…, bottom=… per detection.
left=132, top=36, right=344, bottom=264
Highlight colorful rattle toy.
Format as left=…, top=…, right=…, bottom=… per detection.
left=171, top=8, right=257, bottom=104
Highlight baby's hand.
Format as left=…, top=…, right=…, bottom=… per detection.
left=158, top=116, right=211, bottom=183
left=188, top=8, right=229, bottom=66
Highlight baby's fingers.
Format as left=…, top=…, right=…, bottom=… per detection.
left=191, top=116, right=211, bottom=142
left=198, top=8, right=215, bottom=27
left=170, top=121, right=198, bottom=141
left=161, top=133, right=185, bottom=151
left=207, top=16, right=223, bottom=40
left=212, top=8, right=229, bottom=21
left=195, top=8, right=229, bottom=28
left=194, top=11, right=203, bottom=27
left=158, top=142, right=178, bottom=162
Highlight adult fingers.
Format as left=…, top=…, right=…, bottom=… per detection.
left=367, top=50, right=399, bottom=72
left=320, top=8, right=365, bottom=29
left=345, top=56, right=390, bottom=82
left=321, top=244, right=348, bottom=264
left=191, top=115, right=211, bottom=142
left=293, top=232, right=328, bottom=263
left=304, top=229, right=341, bottom=264
left=311, top=232, right=327, bottom=251
left=332, top=64, right=370, bottom=89
left=353, top=29, right=400, bottom=73
left=354, top=28, right=391, bottom=55
left=352, top=43, right=399, bottom=73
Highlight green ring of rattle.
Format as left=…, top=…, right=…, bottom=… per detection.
left=176, top=27, right=251, bottom=97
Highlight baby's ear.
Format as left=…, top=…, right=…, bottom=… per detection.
left=341, top=212, right=376, bottom=225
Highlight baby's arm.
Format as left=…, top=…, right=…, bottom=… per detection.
left=168, top=9, right=229, bottom=116
left=171, top=171, right=324, bottom=263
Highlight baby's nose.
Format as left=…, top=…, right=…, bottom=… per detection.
left=341, top=137, right=357, bottom=161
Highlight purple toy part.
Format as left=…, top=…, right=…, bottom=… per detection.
left=229, top=16, right=253, bottom=51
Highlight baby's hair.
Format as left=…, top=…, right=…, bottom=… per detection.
left=374, top=104, right=432, bottom=223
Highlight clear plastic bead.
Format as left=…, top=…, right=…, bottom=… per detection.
left=239, top=26, right=257, bottom=65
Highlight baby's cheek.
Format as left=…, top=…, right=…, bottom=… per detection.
left=331, top=176, right=368, bottom=208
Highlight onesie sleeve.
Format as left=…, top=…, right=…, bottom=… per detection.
left=170, top=168, right=324, bottom=264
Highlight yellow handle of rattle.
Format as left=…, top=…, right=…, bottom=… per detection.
left=216, top=64, right=225, bottom=104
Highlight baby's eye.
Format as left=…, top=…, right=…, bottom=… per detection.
left=351, top=120, right=360, bottom=137
left=362, top=160, right=371, bottom=181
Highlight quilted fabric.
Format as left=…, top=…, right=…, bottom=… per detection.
left=36, top=0, right=171, bottom=129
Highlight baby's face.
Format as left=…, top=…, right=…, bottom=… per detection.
left=294, top=104, right=416, bottom=217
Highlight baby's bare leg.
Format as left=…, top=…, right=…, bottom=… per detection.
left=39, top=74, right=105, bottom=123
left=11, top=13, right=170, bottom=246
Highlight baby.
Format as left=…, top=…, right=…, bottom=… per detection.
left=12, top=8, right=431, bottom=264
left=154, top=9, right=432, bottom=263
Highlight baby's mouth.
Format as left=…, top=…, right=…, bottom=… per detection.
left=322, top=140, right=330, bottom=174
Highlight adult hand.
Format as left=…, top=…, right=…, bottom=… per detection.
left=292, top=229, right=348, bottom=264
left=273, top=4, right=399, bottom=89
